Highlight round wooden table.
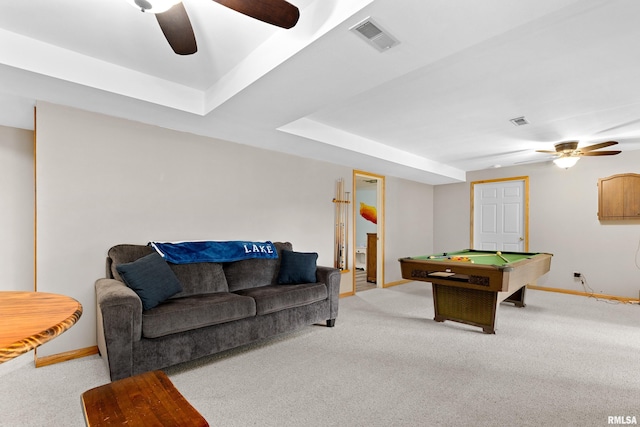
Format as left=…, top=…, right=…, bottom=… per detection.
left=0, top=291, right=82, bottom=363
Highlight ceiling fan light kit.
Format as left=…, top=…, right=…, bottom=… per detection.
left=553, top=156, right=580, bottom=169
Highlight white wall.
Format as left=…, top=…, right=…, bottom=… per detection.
left=34, top=102, right=353, bottom=356
left=385, top=177, right=434, bottom=283
left=434, top=152, right=640, bottom=298
left=0, top=125, right=34, bottom=292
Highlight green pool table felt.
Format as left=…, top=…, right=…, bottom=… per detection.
left=411, top=250, right=540, bottom=266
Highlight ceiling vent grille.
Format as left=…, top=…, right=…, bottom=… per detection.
left=350, top=18, right=399, bottom=52
left=510, top=116, right=530, bottom=126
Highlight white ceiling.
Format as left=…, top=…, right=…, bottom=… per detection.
left=2, top=0, right=640, bottom=185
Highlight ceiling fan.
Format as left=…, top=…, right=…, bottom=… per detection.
left=126, top=0, right=300, bottom=55
left=536, top=140, right=621, bottom=168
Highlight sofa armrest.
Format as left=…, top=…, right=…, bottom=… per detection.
left=316, top=265, right=340, bottom=322
left=95, top=278, right=143, bottom=380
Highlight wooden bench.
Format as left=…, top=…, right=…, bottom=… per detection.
left=81, top=370, right=208, bottom=426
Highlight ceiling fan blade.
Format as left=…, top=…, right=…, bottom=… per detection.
left=579, top=140, right=618, bottom=152
left=580, top=150, right=622, bottom=156
left=156, top=3, right=197, bottom=55
left=213, top=0, right=300, bottom=29
left=535, top=150, right=557, bottom=154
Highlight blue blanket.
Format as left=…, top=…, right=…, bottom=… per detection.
left=149, top=241, right=278, bottom=264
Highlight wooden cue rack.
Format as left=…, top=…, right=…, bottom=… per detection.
left=333, top=178, right=351, bottom=270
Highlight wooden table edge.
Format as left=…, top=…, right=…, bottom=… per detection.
left=0, top=295, right=82, bottom=363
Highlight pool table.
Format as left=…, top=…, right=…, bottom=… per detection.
left=399, top=249, right=552, bottom=334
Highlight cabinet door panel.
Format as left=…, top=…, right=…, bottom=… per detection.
left=599, top=177, right=624, bottom=219
left=623, top=175, right=640, bottom=217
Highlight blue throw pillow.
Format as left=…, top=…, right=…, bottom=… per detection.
left=277, top=250, right=318, bottom=284
left=116, top=252, right=183, bottom=310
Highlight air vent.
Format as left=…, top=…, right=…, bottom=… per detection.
left=510, top=116, right=530, bottom=126
left=350, top=18, right=399, bottom=52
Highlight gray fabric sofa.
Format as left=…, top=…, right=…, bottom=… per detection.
left=95, top=242, right=340, bottom=381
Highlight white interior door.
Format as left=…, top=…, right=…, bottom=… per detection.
left=473, top=179, right=526, bottom=251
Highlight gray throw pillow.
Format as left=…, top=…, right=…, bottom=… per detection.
left=277, top=250, right=318, bottom=284
left=116, top=252, right=183, bottom=310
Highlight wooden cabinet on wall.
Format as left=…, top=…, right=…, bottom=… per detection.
left=598, top=173, right=640, bottom=220
left=366, top=233, right=377, bottom=283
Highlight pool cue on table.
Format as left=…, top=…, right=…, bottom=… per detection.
left=496, top=251, right=509, bottom=263
left=430, top=253, right=493, bottom=260
left=461, top=253, right=497, bottom=258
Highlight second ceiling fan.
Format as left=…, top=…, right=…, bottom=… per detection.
left=536, top=140, right=621, bottom=168
left=127, top=0, right=300, bottom=55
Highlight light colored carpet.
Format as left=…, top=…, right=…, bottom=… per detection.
left=1, top=282, right=639, bottom=426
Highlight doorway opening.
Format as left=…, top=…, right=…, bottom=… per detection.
left=353, top=170, right=385, bottom=293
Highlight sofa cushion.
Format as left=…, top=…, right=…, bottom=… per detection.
left=108, top=244, right=155, bottom=282
left=234, top=283, right=327, bottom=315
left=141, top=293, right=257, bottom=339
left=224, top=242, right=293, bottom=292
left=168, top=262, right=229, bottom=298
left=116, top=252, right=183, bottom=311
left=277, top=250, right=318, bottom=284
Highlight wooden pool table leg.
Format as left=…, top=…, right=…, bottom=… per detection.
left=503, top=286, right=526, bottom=308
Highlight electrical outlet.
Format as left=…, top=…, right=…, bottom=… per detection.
left=573, top=272, right=581, bottom=278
